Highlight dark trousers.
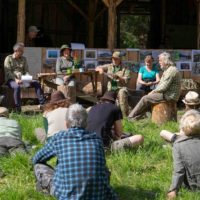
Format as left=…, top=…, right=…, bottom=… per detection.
left=7, top=80, right=45, bottom=107
left=34, top=163, right=55, bottom=195
left=0, top=137, right=26, bottom=156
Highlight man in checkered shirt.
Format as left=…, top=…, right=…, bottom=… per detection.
left=33, top=104, right=118, bottom=200
left=128, top=52, right=181, bottom=120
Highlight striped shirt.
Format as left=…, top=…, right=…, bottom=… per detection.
left=33, top=127, right=118, bottom=200
left=154, top=65, right=181, bottom=102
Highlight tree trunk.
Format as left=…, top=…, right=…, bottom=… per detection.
left=17, top=0, right=26, bottom=43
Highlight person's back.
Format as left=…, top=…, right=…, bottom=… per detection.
left=87, top=102, right=122, bottom=146
left=0, top=117, right=21, bottom=139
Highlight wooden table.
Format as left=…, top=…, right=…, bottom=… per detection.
left=38, top=70, right=99, bottom=96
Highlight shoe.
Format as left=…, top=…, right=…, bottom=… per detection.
left=14, top=106, right=21, bottom=113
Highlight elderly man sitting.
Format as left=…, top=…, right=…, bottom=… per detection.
left=128, top=52, right=181, bottom=120
left=164, top=110, right=200, bottom=199
left=33, top=104, right=118, bottom=200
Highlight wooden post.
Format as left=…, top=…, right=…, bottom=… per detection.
left=102, top=0, right=124, bottom=50
left=197, top=0, right=200, bottom=49
left=17, top=0, right=26, bottom=43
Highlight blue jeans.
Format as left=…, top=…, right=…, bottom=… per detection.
left=7, top=79, right=45, bottom=107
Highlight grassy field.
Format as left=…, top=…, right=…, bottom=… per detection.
left=0, top=113, right=200, bottom=200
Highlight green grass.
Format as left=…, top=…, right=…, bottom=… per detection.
left=0, top=113, right=200, bottom=200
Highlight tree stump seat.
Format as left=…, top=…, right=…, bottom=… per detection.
left=151, top=101, right=177, bottom=125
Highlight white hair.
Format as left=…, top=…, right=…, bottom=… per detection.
left=179, top=109, right=200, bottom=136
left=159, top=52, right=174, bottom=67
left=13, top=42, right=24, bottom=51
left=66, top=104, right=87, bottom=128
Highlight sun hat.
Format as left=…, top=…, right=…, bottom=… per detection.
left=28, top=26, right=39, bottom=32
left=0, top=107, right=9, bottom=117
left=100, top=91, right=117, bottom=103
left=60, top=44, right=71, bottom=51
left=112, top=51, right=121, bottom=59
left=182, top=91, right=200, bottom=105
left=50, top=91, right=68, bottom=104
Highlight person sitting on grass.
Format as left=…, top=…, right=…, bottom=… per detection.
left=33, top=104, right=118, bottom=200
left=164, top=110, right=200, bottom=199
left=35, top=90, right=71, bottom=143
left=160, top=91, right=200, bottom=143
left=87, top=91, right=144, bottom=151
left=0, top=107, right=26, bottom=156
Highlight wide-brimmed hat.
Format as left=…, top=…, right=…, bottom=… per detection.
left=0, top=107, right=9, bottom=117
left=100, top=91, right=117, bottom=103
left=182, top=91, right=200, bottom=105
left=112, top=51, right=121, bottom=59
left=28, top=25, right=39, bottom=32
left=50, top=91, right=67, bottom=104
left=60, top=44, right=71, bottom=51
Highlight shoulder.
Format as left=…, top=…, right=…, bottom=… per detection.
left=5, top=54, right=13, bottom=61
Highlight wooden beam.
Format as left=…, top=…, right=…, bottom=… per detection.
left=67, top=0, right=88, bottom=21
left=197, top=0, right=200, bottom=48
left=116, top=0, right=124, bottom=7
left=102, top=0, right=109, bottom=7
left=17, top=0, right=26, bottom=43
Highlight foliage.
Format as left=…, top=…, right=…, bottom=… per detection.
left=120, top=15, right=150, bottom=48
left=1, top=113, right=200, bottom=199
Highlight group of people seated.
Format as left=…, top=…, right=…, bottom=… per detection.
left=1, top=41, right=200, bottom=199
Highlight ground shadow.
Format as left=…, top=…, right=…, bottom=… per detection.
left=115, top=185, right=160, bottom=200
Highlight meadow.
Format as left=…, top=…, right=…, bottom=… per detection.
left=0, top=113, right=200, bottom=200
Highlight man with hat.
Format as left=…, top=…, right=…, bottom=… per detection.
left=0, top=107, right=26, bottom=156
left=87, top=91, right=144, bottom=151
left=160, top=91, right=200, bottom=143
left=182, top=91, right=200, bottom=110
left=55, top=44, right=76, bottom=103
left=25, top=25, right=40, bottom=47
left=96, top=51, right=131, bottom=117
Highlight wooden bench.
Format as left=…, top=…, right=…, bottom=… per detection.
left=151, top=101, right=177, bottom=125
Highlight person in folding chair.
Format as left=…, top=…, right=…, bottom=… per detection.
left=4, top=42, right=46, bottom=112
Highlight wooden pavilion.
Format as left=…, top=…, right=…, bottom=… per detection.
left=0, top=0, right=200, bottom=52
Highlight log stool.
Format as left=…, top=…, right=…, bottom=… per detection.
left=151, top=101, right=177, bottom=125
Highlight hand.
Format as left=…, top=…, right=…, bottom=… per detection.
left=96, top=67, right=104, bottom=74
left=167, top=191, right=176, bottom=199
left=63, top=76, right=70, bottom=83
left=15, top=79, right=23, bottom=84
left=112, top=74, right=119, bottom=79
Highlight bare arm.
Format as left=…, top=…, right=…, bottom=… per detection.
left=113, top=119, right=123, bottom=139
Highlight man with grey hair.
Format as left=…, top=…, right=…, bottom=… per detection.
left=128, top=52, right=181, bottom=120
left=25, top=25, right=39, bottom=47
left=4, top=42, right=46, bottom=112
left=33, top=104, right=118, bottom=200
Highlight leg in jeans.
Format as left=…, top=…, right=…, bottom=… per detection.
left=128, top=92, right=164, bottom=119
left=34, top=163, right=55, bottom=195
left=30, top=80, right=45, bottom=105
left=7, top=80, right=21, bottom=108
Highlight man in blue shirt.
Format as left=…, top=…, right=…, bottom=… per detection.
left=33, top=104, right=117, bottom=200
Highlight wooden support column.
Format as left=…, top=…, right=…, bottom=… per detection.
left=102, top=0, right=124, bottom=50
left=67, top=0, right=105, bottom=48
left=197, top=0, right=200, bottom=49
left=17, top=0, right=26, bottom=43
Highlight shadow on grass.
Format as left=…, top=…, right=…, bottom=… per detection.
left=115, top=185, right=160, bottom=200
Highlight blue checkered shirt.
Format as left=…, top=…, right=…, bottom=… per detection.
left=33, top=127, right=118, bottom=200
